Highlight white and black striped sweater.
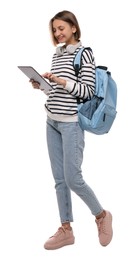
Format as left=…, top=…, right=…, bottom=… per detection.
left=45, top=46, right=96, bottom=122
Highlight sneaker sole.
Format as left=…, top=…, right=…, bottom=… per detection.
left=44, top=237, right=75, bottom=250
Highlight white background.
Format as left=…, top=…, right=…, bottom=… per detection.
left=0, top=0, right=137, bottom=259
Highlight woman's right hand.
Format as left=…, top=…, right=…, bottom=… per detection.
left=29, top=79, right=40, bottom=89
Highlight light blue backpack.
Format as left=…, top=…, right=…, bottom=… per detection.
left=74, top=47, right=117, bottom=135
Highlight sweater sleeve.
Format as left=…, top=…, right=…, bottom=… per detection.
left=65, top=48, right=96, bottom=100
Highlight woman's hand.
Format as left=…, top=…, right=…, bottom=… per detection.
left=42, top=72, right=66, bottom=88
left=29, top=79, right=40, bottom=89
left=29, top=72, right=66, bottom=89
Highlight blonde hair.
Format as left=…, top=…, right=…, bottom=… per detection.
left=49, top=10, right=81, bottom=46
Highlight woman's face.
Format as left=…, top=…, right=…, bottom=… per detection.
left=52, top=19, right=77, bottom=45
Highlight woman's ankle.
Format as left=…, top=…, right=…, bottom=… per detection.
left=62, top=222, right=72, bottom=230
left=96, top=210, right=106, bottom=219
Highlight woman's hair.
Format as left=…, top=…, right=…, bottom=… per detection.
left=49, top=10, right=81, bottom=46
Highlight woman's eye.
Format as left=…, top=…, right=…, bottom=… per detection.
left=59, top=27, right=64, bottom=31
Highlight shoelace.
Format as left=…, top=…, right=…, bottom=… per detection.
left=52, top=227, right=66, bottom=238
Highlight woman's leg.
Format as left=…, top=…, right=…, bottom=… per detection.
left=46, top=118, right=73, bottom=223
left=60, top=121, right=103, bottom=216
left=44, top=118, right=75, bottom=250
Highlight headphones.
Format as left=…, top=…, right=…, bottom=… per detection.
left=56, top=41, right=82, bottom=56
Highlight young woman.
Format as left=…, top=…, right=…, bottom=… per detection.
left=30, top=10, right=113, bottom=250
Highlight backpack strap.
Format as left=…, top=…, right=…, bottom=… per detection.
left=74, top=47, right=93, bottom=104
left=73, top=47, right=92, bottom=77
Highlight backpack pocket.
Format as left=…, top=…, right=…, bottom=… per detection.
left=78, top=102, right=117, bottom=134
left=90, top=103, right=117, bottom=134
left=78, top=96, right=102, bottom=120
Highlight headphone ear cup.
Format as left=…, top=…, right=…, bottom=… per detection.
left=66, top=41, right=82, bottom=54
left=56, top=46, right=64, bottom=56
left=66, top=44, right=76, bottom=54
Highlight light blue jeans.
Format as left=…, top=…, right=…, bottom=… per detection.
left=46, top=117, right=103, bottom=223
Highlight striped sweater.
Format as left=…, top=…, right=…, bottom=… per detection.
left=45, top=46, right=96, bottom=122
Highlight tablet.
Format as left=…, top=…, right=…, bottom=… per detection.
left=18, top=66, right=52, bottom=92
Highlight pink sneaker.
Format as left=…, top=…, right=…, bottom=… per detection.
left=95, top=210, right=113, bottom=246
left=44, top=226, right=75, bottom=250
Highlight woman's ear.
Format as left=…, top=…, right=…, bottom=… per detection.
left=72, top=26, right=76, bottom=33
